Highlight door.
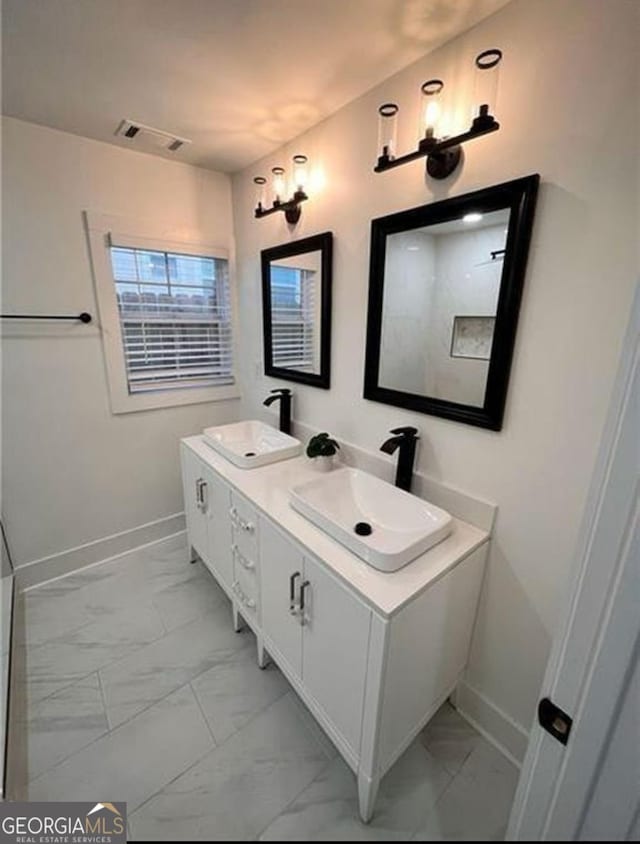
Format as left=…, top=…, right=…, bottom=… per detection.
left=301, top=554, right=371, bottom=755
left=203, top=467, right=233, bottom=590
left=507, top=284, right=640, bottom=840
left=180, top=445, right=208, bottom=562
left=259, top=519, right=303, bottom=678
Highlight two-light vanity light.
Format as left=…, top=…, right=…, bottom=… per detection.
left=375, top=48, right=503, bottom=179
left=253, top=154, right=309, bottom=224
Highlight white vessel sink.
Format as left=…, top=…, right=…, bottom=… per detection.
left=290, top=467, right=453, bottom=572
left=203, top=420, right=302, bottom=469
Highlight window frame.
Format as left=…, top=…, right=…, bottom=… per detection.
left=85, top=211, right=240, bottom=414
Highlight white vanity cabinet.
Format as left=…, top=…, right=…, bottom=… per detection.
left=180, top=438, right=489, bottom=823
left=180, top=445, right=233, bottom=591
left=260, top=519, right=371, bottom=759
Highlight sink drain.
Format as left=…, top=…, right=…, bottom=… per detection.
left=244, top=451, right=257, bottom=457
left=354, top=522, right=373, bottom=536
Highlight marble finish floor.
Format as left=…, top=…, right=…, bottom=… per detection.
left=13, top=535, right=519, bottom=840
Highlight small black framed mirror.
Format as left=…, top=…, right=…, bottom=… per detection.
left=261, top=231, right=333, bottom=389
left=364, top=175, right=539, bottom=430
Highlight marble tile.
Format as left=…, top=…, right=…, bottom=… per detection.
left=261, top=740, right=452, bottom=841
left=129, top=692, right=335, bottom=841
left=412, top=740, right=519, bottom=841
left=24, top=601, right=166, bottom=703
left=99, top=608, right=251, bottom=729
left=29, top=684, right=215, bottom=811
left=191, top=646, right=289, bottom=743
left=420, top=702, right=483, bottom=776
left=24, top=673, right=109, bottom=781
left=151, top=565, right=228, bottom=632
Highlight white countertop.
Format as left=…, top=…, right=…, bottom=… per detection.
left=183, top=436, right=489, bottom=618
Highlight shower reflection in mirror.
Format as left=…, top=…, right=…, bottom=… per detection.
left=379, top=208, right=509, bottom=407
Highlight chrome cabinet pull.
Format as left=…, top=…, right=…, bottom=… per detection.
left=232, top=544, right=255, bottom=571
left=196, top=478, right=205, bottom=510
left=289, top=571, right=301, bottom=615
left=200, top=480, right=208, bottom=512
left=299, top=580, right=311, bottom=626
left=229, top=506, right=254, bottom=533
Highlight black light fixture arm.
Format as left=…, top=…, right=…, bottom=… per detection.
left=255, top=190, right=308, bottom=225
left=374, top=117, right=499, bottom=176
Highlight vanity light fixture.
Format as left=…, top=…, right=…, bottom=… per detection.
left=374, top=48, right=503, bottom=180
left=253, top=155, right=309, bottom=224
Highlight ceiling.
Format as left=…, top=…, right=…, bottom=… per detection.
left=2, top=0, right=510, bottom=173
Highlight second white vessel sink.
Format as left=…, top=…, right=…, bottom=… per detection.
left=290, top=467, right=453, bottom=572
left=203, top=420, right=302, bottom=469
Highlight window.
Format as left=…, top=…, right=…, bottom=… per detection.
left=270, top=265, right=316, bottom=370
left=110, top=247, right=233, bottom=393
left=86, top=211, right=238, bottom=413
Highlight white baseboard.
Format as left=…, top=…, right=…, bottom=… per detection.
left=455, top=680, right=530, bottom=768
left=15, top=512, right=186, bottom=590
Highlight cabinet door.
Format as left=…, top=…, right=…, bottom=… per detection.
left=203, top=468, right=233, bottom=590
left=180, top=445, right=208, bottom=562
left=259, top=520, right=303, bottom=679
left=301, top=555, right=371, bottom=755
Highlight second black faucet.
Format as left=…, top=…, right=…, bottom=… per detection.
left=380, top=426, right=419, bottom=493
left=263, top=388, right=292, bottom=435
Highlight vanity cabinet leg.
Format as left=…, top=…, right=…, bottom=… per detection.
left=357, top=771, right=380, bottom=824
left=257, top=636, right=270, bottom=669
left=232, top=602, right=243, bottom=633
left=189, top=546, right=198, bottom=564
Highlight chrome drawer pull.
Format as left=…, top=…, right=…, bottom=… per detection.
left=289, top=571, right=301, bottom=615
left=232, top=545, right=255, bottom=571
left=299, top=580, right=311, bottom=626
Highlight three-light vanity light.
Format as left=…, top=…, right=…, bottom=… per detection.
left=375, top=48, right=503, bottom=180
left=253, top=154, right=309, bottom=224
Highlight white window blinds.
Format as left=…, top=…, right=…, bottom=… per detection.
left=270, top=266, right=316, bottom=370
left=109, top=246, right=233, bottom=393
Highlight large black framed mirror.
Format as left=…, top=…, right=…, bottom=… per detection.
left=364, top=175, right=539, bottom=430
left=261, top=232, right=333, bottom=389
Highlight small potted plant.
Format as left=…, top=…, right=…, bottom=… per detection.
left=306, top=432, right=340, bottom=472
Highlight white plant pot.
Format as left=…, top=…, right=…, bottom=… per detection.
left=312, top=455, right=334, bottom=472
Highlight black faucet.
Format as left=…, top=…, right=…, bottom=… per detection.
left=380, top=426, right=419, bottom=493
left=263, top=388, right=292, bottom=435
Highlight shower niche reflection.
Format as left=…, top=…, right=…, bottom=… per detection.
left=364, top=176, right=539, bottom=430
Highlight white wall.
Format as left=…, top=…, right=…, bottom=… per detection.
left=231, top=0, right=638, bottom=743
left=1, top=117, right=240, bottom=570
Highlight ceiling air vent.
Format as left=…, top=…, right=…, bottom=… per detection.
left=115, top=119, right=191, bottom=153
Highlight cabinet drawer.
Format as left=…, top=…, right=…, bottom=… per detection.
left=231, top=575, right=259, bottom=621
left=230, top=492, right=258, bottom=558
left=231, top=540, right=259, bottom=576
left=234, top=559, right=259, bottom=605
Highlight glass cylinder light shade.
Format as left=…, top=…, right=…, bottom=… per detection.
left=253, top=176, right=267, bottom=210
left=420, top=79, right=444, bottom=141
left=271, top=167, right=286, bottom=204
left=473, top=49, right=502, bottom=120
left=377, top=103, right=399, bottom=160
left=292, top=155, right=309, bottom=195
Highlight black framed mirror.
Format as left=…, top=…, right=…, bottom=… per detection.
left=364, top=175, right=539, bottom=430
left=261, top=232, right=333, bottom=389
